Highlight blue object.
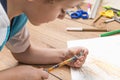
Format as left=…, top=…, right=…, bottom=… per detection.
left=70, top=9, right=89, bottom=19
left=9, top=14, right=28, bottom=38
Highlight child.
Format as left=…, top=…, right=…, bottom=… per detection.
left=0, top=0, right=88, bottom=80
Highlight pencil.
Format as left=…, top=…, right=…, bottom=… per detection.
left=66, top=27, right=108, bottom=32
left=47, top=52, right=83, bottom=72
left=47, top=71, right=62, bottom=80
left=100, top=29, right=120, bottom=37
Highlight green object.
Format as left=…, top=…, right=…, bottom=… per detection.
left=117, top=11, right=120, bottom=16
left=100, top=29, right=120, bottom=37
left=104, top=6, right=120, bottom=16
left=104, top=6, right=111, bottom=9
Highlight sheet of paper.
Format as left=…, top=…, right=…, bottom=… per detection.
left=67, top=35, right=120, bottom=80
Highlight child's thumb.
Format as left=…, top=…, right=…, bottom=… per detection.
left=39, top=68, right=49, bottom=79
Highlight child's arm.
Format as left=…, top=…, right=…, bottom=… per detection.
left=0, top=65, right=48, bottom=80
left=12, top=43, right=88, bottom=68
left=12, top=43, right=68, bottom=64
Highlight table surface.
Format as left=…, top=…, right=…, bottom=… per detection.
left=0, top=2, right=120, bottom=80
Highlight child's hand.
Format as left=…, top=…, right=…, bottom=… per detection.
left=11, top=65, right=49, bottom=80
left=65, top=47, right=88, bottom=68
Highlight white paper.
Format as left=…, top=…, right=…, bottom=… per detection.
left=67, top=35, right=120, bottom=80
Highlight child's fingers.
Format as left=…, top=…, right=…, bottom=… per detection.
left=39, top=68, right=49, bottom=79
left=83, top=48, right=89, bottom=57
left=69, top=55, right=86, bottom=67
left=66, top=47, right=88, bottom=68
left=41, top=71, right=49, bottom=79
left=74, top=60, right=83, bottom=68
left=76, top=48, right=88, bottom=57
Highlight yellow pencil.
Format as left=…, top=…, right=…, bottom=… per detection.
left=47, top=52, right=83, bottom=72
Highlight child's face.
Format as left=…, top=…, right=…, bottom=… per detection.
left=25, top=0, right=81, bottom=25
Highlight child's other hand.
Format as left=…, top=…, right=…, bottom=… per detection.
left=13, top=66, right=49, bottom=80
left=65, top=47, right=88, bottom=68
